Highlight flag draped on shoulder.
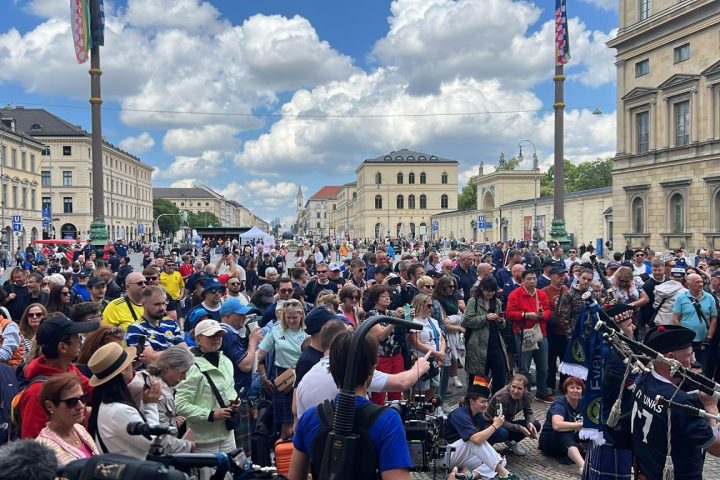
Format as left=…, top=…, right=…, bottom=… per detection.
left=555, top=0, right=571, bottom=65
left=70, top=0, right=105, bottom=64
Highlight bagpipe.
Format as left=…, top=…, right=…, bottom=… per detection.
left=559, top=292, right=720, bottom=446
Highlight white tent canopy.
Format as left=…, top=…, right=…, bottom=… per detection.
left=240, top=226, right=275, bottom=251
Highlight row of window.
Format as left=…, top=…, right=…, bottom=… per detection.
left=0, top=185, right=37, bottom=211
left=0, top=146, right=37, bottom=173
left=41, top=196, right=152, bottom=218
left=374, top=194, right=449, bottom=209
left=40, top=170, right=151, bottom=200
left=634, top=44, right=690, bottom=78
left=375, top=172, right=449, bottom=185
left=174, top=201, right=212, bottom=207
left=634, top=99, right=690, bottom=153
left=629, top=190, right=719, bottom=235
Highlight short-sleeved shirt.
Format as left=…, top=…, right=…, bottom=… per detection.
left=672, top=290, right=717, bottom=341
left=444, top=404, right=490, bottom=443
left=125, top=319, right=184, bottom=351
left=632, top=371, right=716, bottom=480
left=103, top=296, right=144, bottom=331
left=293, top=395, right=412, bottom=473
left=220, top=323, right=251, bottom=397
left=540, top=395, right=581, bottom=435
left=295, top=346, right=324, bottom=385
left=258, top=323, right=306, bottom=369
left=411, top=317, right=442, bottom=356
left=160, top=271, right=185, bottom=300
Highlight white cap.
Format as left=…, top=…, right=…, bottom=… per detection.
left=194, top=319, right=224, bottom=337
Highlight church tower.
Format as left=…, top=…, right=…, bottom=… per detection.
left=296, top=186, right=304, bottom=213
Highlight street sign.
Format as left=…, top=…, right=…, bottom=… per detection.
left=431, top=221, right=439, bottom=233
left=485, top=221, right=492, bottom=229
left=12, top=215, right=22, bottom=232
left=138, top=224, right=145, bottom=234
left=13, top=231, right=21, bottom=237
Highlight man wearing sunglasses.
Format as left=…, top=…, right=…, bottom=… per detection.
left=261, top=277, right=303, bottom=327
left=102, top=272, right=147, bottom=331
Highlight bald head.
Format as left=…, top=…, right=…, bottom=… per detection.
left=477, top=263, right=493, bottom=279
left=511, top=263, right=526, bottom=281
left=686, top=273, right=704, bottom=293
left=125, top=272, right=144, bottom=288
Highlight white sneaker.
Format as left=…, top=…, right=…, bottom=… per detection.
left=452, top=376, right=463, bottom=388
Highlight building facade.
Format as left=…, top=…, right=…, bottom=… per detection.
left=608, top=0, right=720, bottom=250
left=0, top=114, right=45, bottom=251
left=0, top=106, right=154, bottom=243
left=298, top=186, right=342, bottom=238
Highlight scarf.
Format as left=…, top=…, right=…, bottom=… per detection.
left=438, top=295, right=459, bottom=315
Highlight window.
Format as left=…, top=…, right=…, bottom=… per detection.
left=397, top=172, right=403, bottom=184
left=62, top=171, right=73, bottom=186
left=21, top=187, right=26, bottom=209
left=715, top=190, right=720, bottom=232
left=352, top=192, right=357, bottom=199
left=1, top=184, right=5, bottom=209
left=63, top=197, right=73, bottom=213
left=397, top=195, right=404, bottom=209
left=441, top=172, right=448, bottom=184
left=332, top=204, right=336, bottom=210
left=21, top=152, right=26, bottom=171
left=30, top=154, right=35, bottom=172
left=635, top=59, right=649, bottom=77
left=674, top=100, right=690, bottom=146
left=636, top=111, right=649, bottom=153
left=441, top=194, right=449, bottom=209
left=41, top=171, right=51, bottom=187
left=41, top=147, right=49, bottom=156
left=1, top=146, right=5, bottom=166
left=408, top=194, right=416, bottom=209
left=375, top=195, right=383, bottom=209
left=31, top=189, right=35, bottom=211
left=375, top=172, right=382, bottom=185
left=632, top=197, right=645, bottom=233
left=420, top=172, right=426, bottom=184
left=419, top=194, right=427, bottom=209
left=42, top=196, right=51, bottom=213
left=12, top=186, right=17, bottom=208
left=63, top=146, right=72, bottom=156
left=408, top=172, right=415, bottom=184
left=316, top=222, right=321, bottom=229
left=11, top=149, right=16, bottom=168
left=674, top=43, right=690, bottom=63
left=670, top=193, right=684, bottom=233
left=639, top=0, right=650, bottom=20
left=316, top=212, right=320, bottom=218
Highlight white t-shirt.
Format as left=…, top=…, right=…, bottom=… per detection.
left=411, top=317, right=442, bottom=356
left=295, top=356, right=389, bottom=419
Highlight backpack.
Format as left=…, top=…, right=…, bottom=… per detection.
left=0, top=363, right=19, bottom=444
left=311, top=399, right=388, bottom=480
left=9, top=374, right=47, bottom=435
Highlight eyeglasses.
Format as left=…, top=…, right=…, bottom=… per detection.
left=228, top=282, right=240, bottom=286
left=569, top=251, right=576, bottom=254
left=635, top=254, right=645, bottom=258
left=208, top=288, right=224, bottom=294
left=279, top=288, right=294, bottom=294
left=145, top=276, right=158, bottom=281
left=129, top=281, right=147, bottom=286
left=56, top=393, right=87, bottom=409
left=423, top=284, right=435, bottom=289
left=317, top=270, right=328, bottom=274
left=61, top=291, right=70, bottom=296
left=425, top=303, right=434, bottom=308
left=27, top=312, right=43, bottom=318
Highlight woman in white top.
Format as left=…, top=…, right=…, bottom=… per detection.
left=87, top=343, right=162, bottom=460
left=408, top=293, right=445, bottom=399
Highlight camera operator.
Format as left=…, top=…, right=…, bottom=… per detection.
left=289, top=330, right=413, bottom=480
left=443, top=375, right=519, bottom=480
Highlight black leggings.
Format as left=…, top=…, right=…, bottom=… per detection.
left=539, top=430, right=580, bottom=458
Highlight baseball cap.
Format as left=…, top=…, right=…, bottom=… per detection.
left=329, top=263, right=341, bottom=271
left=78, top=271, right=89, bottom=278
left=87, top=276, right=107, bottom=288
left=220, top=297, right=251, bottom=316
left=606, top=261, right=621, bottom=270
left=711, top=270, right=720, bottom=278
left=549, top=265, right=566, bottom=275
left=670, top=267, right=687, bottom=278
left=194, top=319, right=224, bottom=337
left=36, top=315, right=99, bottom=349
left=305, top=307, right=344, bottom=335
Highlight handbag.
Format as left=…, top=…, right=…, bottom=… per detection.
left=420, top=319, right=442, bottom=381
left=273, top=367, right=296, bottom=393
left=199, top=368, right=242, bottom=431
left=521, top=291, right=543, bottom=352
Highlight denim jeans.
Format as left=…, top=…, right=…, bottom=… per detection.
left=514, top=334, right=549, bottom=396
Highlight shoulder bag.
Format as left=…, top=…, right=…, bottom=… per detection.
left=521, top=291, right=543, bottom=352
left=199, top=366, right=242, bottom=431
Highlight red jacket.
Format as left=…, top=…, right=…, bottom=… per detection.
left=20, top=355, right=92, bottom=439
left=505, top=285, right=551, bottom=336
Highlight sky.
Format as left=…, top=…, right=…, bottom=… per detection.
left=0, top=0, right=619, bottom=226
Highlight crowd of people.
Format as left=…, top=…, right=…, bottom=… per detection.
left=0, top=236, right=719, bottom=479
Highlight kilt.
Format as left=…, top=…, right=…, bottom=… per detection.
left=583, top=442, right=632, bottom=480
left=272, top=367, right=294, bottom=424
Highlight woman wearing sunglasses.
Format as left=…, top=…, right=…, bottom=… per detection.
left=434, top=275, right=465, bottom=394
left=18, top=303, right=48, bottom=359
left=409, top=294, right=445, bottom=399
left=47, top=285, right=73, bottom=317
left=338, top=284, right=362, bottom=328
left=36, top=373, right=99, bottom=464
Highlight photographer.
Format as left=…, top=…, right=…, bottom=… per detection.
left=443, top=375, right=519, bottom=480
left=289, top=330, right=412, bottom=480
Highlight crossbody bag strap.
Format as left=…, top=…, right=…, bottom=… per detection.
left=124, top=296, right=139, bottom=322
left=198, top=365, right=227, bottom=408
left=688, top=294, right=709, bottom=330
left=426, top=318, right=440, bottom=351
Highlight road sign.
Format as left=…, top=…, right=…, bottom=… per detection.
left=432, top=221, right=439, bottom=233
left=13, top=231, right=21, bottom=237
left=12, top=215, right=22, bottom=232
left=485, top=221, right=492, bottom=229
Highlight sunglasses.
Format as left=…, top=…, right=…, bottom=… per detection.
left=635, top=254, right=645, bottom=258
left=279, top=288, right=294, bottom=294
left=145, top=276, right=158, bottom=281
left=425, top=303, right=434, bottom=308
left=56, top=393, right=88, bottom=408
left=569, top=251, right=576, bottom=254
left=228, top=282, right=241, bottom=286
left=27, top=312, right=43, bottom=318
left=351, top=296, right=361, bottom=300
left=423, top=284, right=435, bottom=289
left=61, top=291, right=70, bottom=296
left=317, top=270, right=329, bottom=274
left=208, top=288, right=224, bottom=294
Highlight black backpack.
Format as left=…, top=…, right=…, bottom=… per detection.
left=311, top=399, right=388, bottom=480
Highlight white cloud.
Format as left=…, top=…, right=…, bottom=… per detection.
left=119, top=132, right=155, bottom=154
left=25, top=0, right=68, bottom=19
left=162, top=125, right=240, bottom=156
left=169, top=179, right=196, bottom=188
left=567, top=23, right=618, bottom=87
left=220, top=179, right=299, bottom=211
left=121, top=0, right=226, bottom=33
left=580, top=0, right=617, bottom=11
left=159, top=151, right=225, bottom=180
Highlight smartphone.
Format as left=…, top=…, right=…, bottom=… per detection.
left=497, top=403, right=503, bottom=417
left=388, top=276, right=401, bottom=286
left=134, top=335, right=146, bottom=362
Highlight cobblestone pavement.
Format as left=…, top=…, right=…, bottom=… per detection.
left=412, top=383, right=720, bottom=480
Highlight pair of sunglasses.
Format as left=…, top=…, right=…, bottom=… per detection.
left=55, top=393, right=88, bottom=408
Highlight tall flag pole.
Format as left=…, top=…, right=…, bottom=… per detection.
left=71, top=0, right=108, bottom=249
left=551, top=0, right=570, bottom=247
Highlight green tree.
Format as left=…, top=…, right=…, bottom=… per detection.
left=458, top=179, right=477, bottom=210
left=540, top=158, right=613, bottom=196
left=153, top=198, right=180, bottom=237
left=187, top=211, right=222, bottom=228
left=495, top=153, right=521, bottom=171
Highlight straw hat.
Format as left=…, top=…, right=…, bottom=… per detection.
left=88, top=343, right=136, bottom=387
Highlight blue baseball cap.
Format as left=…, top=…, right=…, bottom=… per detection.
left=220, top=297, right=251, bottom=316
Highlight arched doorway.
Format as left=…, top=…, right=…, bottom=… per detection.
left=374, top=223, right=382, bottom=239
left=60, top=223, right=78, bottom=240
left=31, top=227, right=38, bottom=242
left=482, top=191, right=495, bottom=211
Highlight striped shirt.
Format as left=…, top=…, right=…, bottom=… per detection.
left=126, top=319, right=184, bottom=352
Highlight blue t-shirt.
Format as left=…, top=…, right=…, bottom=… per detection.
left=541, top=394, right=581, bottom=435
left=293, top=395, right=412, bottom=473
left=126, top=319, right=184, bottom=351
left=672, top=291, right=717, bottom=341
left=220, top=323, right=251, bottom=398
left=444, top=404, right=489, bottom=443
left=632, top=371, right=716, bottom=480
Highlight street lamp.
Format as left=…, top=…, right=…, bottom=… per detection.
left=377, top=178, right=390, bottom=241
left=518, top=140, right=539, bottom=246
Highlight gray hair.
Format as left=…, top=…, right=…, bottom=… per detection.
left=48, top=273, right=66, bottom=287
left=265, top=267, right=278, bottom=276
left=153, top=345, right=195, bottom=373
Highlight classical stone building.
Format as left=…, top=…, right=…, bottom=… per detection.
left=1, top=106, right=154, bottom=243
left=608, top=0, right=720, bottom=250
left=297, top=186, right=343, bottom=238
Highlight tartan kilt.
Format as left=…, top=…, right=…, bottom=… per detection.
left=272, top=367, right=294, bottom=424
left=583, top=442, right=632, bottom=480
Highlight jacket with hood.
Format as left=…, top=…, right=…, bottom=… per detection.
left=653, top=281, right=686, bottom=326
left=19, top=355, right=92, bottom=439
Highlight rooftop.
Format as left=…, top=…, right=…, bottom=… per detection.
left=153, top=187, right=216, bottom=199
left=309, top=185, right=343, bottom=201
left=362, top=148, right=459, bottom=164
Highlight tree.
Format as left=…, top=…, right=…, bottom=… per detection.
left=187, top=211, right=221, bottom=229
left=458, top=179, right=477, bottom=210
left=540, top=157, right=612, bottom=196
left=153, top=198, right=180, bottom=237
left=495, top=153, right=521, bottom=171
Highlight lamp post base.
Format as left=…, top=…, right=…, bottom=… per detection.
left=90, top=219, right=109, bottom=257
left=550, top=217, right=571, bottom=249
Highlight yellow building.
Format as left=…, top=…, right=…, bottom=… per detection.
left=608, top=0, right=720, bottom=250
left=0, top=114, right=44, bottom=251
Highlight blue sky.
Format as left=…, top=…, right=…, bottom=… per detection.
left=0, top=0, right=618, bottom=224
